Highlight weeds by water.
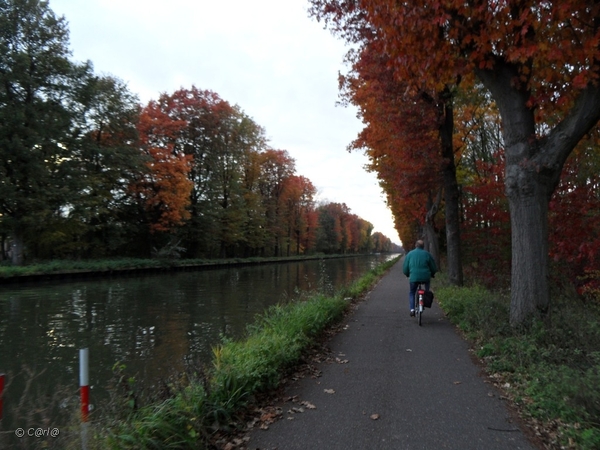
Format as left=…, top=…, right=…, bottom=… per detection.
left=436, top=279, right=600, bottom=449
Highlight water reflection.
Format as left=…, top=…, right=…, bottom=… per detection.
left=0, top=255, right=395, bottom=433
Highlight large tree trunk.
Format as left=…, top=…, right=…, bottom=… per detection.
left=506, top=177, right=550, bottom=324
left=478, top=64, right=600, bottom=326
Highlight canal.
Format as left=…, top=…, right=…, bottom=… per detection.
left=0, top=254, right=397, bottom=434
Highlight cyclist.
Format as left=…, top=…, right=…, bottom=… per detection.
left=402, top=240, right=437, bottom=317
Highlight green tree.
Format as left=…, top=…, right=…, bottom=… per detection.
left=57, top=74, right=143, bottom=258
left=316, top=202, right=348, bottom=254
left=0, top=0, right=86, bottom=264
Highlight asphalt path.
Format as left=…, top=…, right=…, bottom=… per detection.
left=247, top=260, right=538, bottom=450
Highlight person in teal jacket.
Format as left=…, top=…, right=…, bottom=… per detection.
left=402, top=240, right=437, bottom=316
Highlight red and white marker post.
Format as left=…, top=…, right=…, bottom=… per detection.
left=79, top=348, right=90, bottom=422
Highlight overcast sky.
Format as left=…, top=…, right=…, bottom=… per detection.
left=49, top=0, right=401, bottom=245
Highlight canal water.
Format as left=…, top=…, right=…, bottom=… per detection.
left=0, top=254, right=396, bottom=434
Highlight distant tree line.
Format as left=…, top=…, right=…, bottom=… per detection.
left=0, top=0, right=397, bottom=265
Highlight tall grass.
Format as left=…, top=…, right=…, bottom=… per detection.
left=75, top=257, right=399, bottom=449
left=436, top=280, right=600, bottom=449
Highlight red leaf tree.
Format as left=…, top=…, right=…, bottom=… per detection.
left=311, top=0, right=600, bottom=324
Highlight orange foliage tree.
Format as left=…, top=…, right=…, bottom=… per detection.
left=311, top=0, right=600, bottom=325
left=132, top=102, right=193, bottom=234
left=340, top=41, right=448, bottom=267
left=281, top=175, right=318, bottom=255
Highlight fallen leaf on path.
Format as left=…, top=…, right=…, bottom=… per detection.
left=324, top=388, right=335, bottom=394
left=454, top=381, right=462, bottom=385
left=370, top=414, right=380, bottom=420
left=301, top=401, right=316, bottom=409
left=260, top=412, right=278, bottom=422
left=406, top=349, right=412, bottom=352
left=336, top=357, right=349, bottom=364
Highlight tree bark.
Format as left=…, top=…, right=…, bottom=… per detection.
left=507, top=185, right=550, bottom=324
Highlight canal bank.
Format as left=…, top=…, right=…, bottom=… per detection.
left=0, top=253, right=393, bottom=284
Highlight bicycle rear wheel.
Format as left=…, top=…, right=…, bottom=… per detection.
left=417, top=296, right=422, bottom=326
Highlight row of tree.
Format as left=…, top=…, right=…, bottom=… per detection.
left=0, top=0, right=398, bottom=265
left=309, top=0, right=600, bottom=325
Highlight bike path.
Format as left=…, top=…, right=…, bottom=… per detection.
left=247, top=260, right=537, bottom=450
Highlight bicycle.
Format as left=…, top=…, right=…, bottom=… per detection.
left=414, top=281, right=429, bottom=326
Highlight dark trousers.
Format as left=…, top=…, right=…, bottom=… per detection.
left=409, top=281, right=430, bottom=310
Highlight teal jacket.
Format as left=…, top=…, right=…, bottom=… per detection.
left=402, top=248, right=437, bottom=282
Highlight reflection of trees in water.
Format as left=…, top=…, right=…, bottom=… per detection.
left=0, top=255, right=395, bottom=434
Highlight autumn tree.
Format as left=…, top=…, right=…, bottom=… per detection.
left=455, top=85, right=510, bottom=284
left=340, top=41, right=447, bottom=269
left=258, top=149, right=296, bottom=256
left=371, top=231, right=392, bottom=253
left=152, top=87, right=268, bottom=257
left=316, top=202, right=372, bottom=254
left=132, top=101, right=192, bottom=237
left=239, top=147, right=268, bottom=256
left=281, top=175, right=317, bottom=255
left=356, top=217, right=374, bottom=253
left=311, top=0, right=600, bottom=325
left=549, top=134, right=600, bottom=293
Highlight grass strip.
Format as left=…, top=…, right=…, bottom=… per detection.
left=435, top=281, right=600, bottom=450
left=90, top=256, right=399, bottom=449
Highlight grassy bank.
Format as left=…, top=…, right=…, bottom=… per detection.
left=0, top=254, right=378, bottom=280
left=67, top=256, right=399, bottom=449
left=435, top=280, right=600, bottom=449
